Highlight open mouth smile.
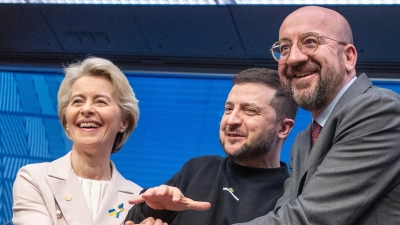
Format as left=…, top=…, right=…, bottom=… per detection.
left=77, top=122, right=102, bottom=128
left=292, top=71, right=316, bottom=78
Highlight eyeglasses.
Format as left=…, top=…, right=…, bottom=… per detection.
left=270, top=32, right=347, bottom=62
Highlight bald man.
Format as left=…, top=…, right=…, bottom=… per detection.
left=234, top=5, right=400, bottom=225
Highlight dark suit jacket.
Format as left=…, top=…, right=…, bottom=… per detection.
left=234, top=74, right=400, bottom=225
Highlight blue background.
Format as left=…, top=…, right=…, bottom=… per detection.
left=0, top=69, right=399, bottom=223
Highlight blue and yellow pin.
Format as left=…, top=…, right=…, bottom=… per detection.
left=109, top=203, right=124, bottom=218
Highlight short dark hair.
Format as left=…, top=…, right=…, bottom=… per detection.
left=233, top=68, right=298, bottom=121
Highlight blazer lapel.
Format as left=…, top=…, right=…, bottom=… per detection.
left=46, top=152, right=93, bottom=225
left=93, top=162, right=137, bottom=225
left=295, top=126, right=313, bottom=195
left=303, top=123, right=332, bottom=184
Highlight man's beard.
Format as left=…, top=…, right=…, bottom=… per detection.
left=282, top=60, right=345, bottom=111
left=220, top=126, right=276, bottom=162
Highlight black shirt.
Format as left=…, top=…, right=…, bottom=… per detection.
left=125, top=156, right=289, bottom=225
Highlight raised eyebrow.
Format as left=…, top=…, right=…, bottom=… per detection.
left=224, top=101, right=233, bottom=108
left=243, top=103, right=262, bottom=111
left=279, top=37, right=292, bottom=42
left=93, top=94, right=112, bottom=100
left=70, top=94, right=112, bottom=100
left=225, top=101, right=261, bottom=109
left=70, top=93, right=85, bottom=100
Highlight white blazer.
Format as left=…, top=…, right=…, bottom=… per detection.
left=12, top=152, right=142, bottom=225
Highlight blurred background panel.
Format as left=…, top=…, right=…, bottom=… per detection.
left=0, top=4, right=399, bottom=77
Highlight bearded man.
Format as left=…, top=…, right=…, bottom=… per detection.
left=124, top=68, right=298, bottom=225
left=234, top=6, right=400, bottom=225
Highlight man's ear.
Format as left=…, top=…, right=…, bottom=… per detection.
left=278, top=118, right=295, bottom=139
left=343, top=44, right=357, bottom=73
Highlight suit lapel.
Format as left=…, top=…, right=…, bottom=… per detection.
left=295, top=127, right=312, bottom=195
left=46, top=152, right=93, bottom=225
left=298, top=74, right=373, bottom=193
left=93, top=162, right=137, bottom=225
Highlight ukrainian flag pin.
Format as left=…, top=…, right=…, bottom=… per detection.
left=109, top=203, right=124, bottom=218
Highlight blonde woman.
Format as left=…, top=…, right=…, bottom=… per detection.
left=12, top=57, right=142, bottom=225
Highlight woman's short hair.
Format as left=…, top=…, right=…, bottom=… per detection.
left=58, top=56, right=139, bottom=153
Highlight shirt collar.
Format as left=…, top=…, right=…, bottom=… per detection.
left=314, top=76, right=357, bottom=127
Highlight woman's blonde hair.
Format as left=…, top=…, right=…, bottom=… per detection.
left=58, top=56, right=139, bottom=153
